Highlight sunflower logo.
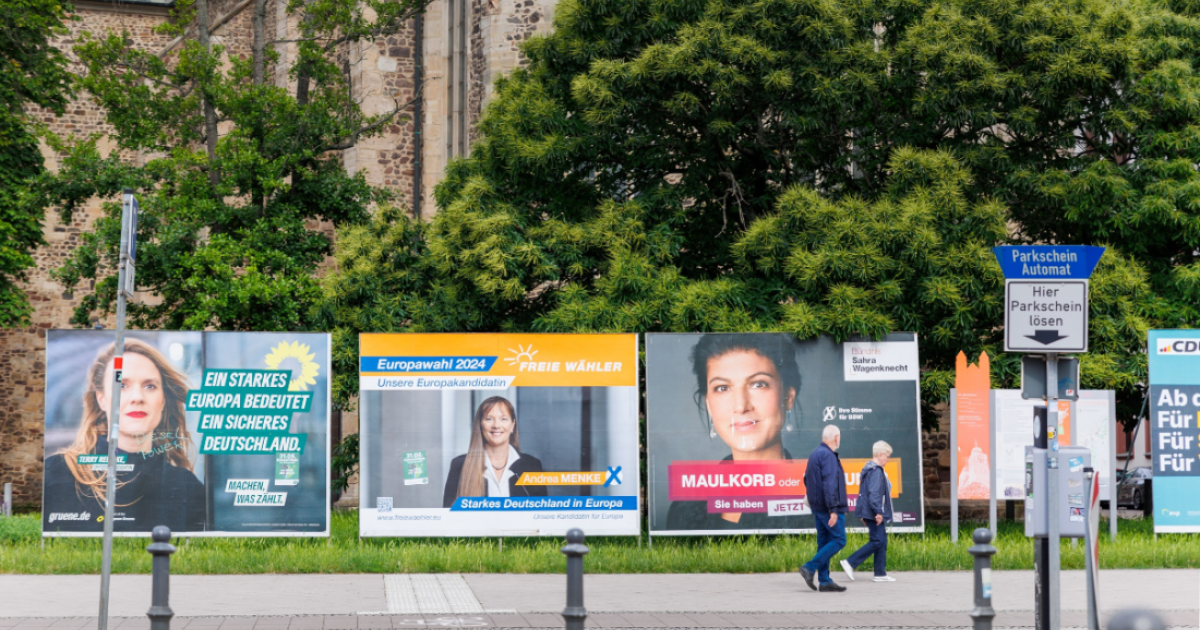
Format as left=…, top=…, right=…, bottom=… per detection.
left=264, top=341, right=320, bottom=391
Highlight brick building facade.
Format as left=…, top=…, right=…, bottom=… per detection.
left=0, top=0, right=559, bottom=508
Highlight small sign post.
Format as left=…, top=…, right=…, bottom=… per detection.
left=98, top=189, right=138, bottom=630
left=994, top=245, right=1104, bottom=630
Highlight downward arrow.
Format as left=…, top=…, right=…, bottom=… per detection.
left=1026, top=330, right=1068, bottom=345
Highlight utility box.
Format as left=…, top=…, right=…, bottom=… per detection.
left=1024, top=446, right=1091, bottom=539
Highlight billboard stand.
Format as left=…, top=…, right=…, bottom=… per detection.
left=1108, top=390, right=1117, bottom=541
left=98, top=188, right=138, bottom=630
left=950, top=389, right=958, bottom=543
left=989, top=391, right=997, bottom=536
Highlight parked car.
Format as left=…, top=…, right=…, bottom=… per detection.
left=1116, top=467, right=1153, bottom=510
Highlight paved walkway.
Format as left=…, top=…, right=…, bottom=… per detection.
left=0, top=571, right=1194, bottom=629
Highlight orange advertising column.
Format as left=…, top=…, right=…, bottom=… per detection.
left=955, top=351, right=991, bottom=500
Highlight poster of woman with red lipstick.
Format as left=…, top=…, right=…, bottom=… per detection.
left=646, top=333, right=925, bottom=535
left=42, top=330, right=331, bottom=536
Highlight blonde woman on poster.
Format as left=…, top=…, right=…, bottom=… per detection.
left=442, top=396, right=548, bottom=507
left=42, top=340, right=206, bottom=532
left=666, top=333, right=807, bottom=530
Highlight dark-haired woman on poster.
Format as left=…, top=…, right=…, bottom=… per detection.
left=666, top=333, right=808, bottom=530
left=443, top=396, right=547, bottom=507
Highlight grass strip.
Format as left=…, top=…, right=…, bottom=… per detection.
left=1, top=512, right=1195, bottom=574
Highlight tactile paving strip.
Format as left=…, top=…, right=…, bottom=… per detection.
left=374, top=574, right=509, bottom=615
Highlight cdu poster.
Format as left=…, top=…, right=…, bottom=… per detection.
left=1147, top=330, right=1200, bottom=533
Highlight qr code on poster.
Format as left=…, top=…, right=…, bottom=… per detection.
left=377, top=497, right=393, bottom=512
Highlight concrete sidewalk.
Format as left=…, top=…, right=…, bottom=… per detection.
left=0, top=571, right=1195, bottom=629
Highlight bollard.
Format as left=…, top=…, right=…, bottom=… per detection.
left=146, top=526, right=176, bottom=630
left=969, top=527, right=997, bottom=630
left=561, top=528, right=589, bottom=630
left=3, top=482, right=11, bottom=517
left=1108, top=610, right=1166, bottom=630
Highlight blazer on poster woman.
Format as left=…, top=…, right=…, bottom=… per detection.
left=442, top=453, right=548, bottom=507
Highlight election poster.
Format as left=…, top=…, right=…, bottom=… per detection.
left=1147, top=330, right=1200, bottom=533
left=43, top=330, right=331, bottom=537
left=646, top=333, right=925, bottom=535
left=357, top=333, right=640, bottom=537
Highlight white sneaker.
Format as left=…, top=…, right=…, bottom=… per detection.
left=840, top=559, right=855, bottom=581
left=873, top=575, right=896, bottom=582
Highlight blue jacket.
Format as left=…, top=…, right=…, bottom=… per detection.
left=853, top=460, right=894, bottom=521
left=804, top=442, right=847, bottom=514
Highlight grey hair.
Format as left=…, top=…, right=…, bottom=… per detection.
left=822, top=424, right=840, bottom=442
left=872, top=440, right=893, bottom=457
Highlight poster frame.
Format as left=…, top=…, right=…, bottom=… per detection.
left=646, top=332, right=926, bottom=537
left=41, top=330, right=333, bottom=538
left=1147, top=329, right=1200, bottom=534
left=356, top=332, right=643, bottom=538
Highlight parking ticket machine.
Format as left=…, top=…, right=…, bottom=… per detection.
left=1025, top=445, right=1091, bottom=539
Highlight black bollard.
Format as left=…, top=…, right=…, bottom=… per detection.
left=1109, top=610, right=1166, bottom=630
left=969, top=527, right=997, bottom=630
left=561, top=528, right=589, bottom=630
left=146, top=526, right=176, bottom=630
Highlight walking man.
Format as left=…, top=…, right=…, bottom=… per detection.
left=799, top=424, right=847, bottom=592
left=841, top=441, right=896, bottom=582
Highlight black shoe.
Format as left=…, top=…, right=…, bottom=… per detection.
left=819, top=582, right=847, bottom=592
left=798, top=566, right=817, bottom=591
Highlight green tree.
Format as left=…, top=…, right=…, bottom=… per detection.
left=0, top=0, right=74, bottom=327
left=26, top=0, right=426, bottom=330
left=323, top=0, right=1186, bottom=425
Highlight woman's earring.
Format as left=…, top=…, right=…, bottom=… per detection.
left=785, top=408, right=796, bottom=432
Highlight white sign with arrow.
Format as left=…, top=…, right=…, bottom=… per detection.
left=1004, top=279, right=1088, bottom=353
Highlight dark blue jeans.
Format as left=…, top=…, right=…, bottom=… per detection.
left=846, top=518, right=888, bottom=576
left=803, top=512, right=846, bottom=584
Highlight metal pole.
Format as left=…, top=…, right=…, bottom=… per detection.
left=969, top=527, right=997, bottom=630
left=1033, top=405, right=1048, bottom=630
left=1083, top=471, right=1098, bottom=630
left=989, top=390, right=997, bottom=536
left=146, top=526, right=176, bottom=630
left=951, top=388, right=958, bottom=544
left=561, top=528, right=588, bottom=630
left=99, top=188, right=134, bottom=630
left=3, top=482, right=11, bottom=517
left=1046, top=353, right=1060, bottom=630
left=1108, top=390, right=1117, bottom=541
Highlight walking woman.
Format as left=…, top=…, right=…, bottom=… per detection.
left=841, top=441, right=896, bottom=582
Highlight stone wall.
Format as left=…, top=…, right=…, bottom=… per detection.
left=2, top=0, right=560, bottom=507
left=467, top=0, right=555, bottom=147
left=0, top=3, right=173, bottom=507
left=343, top=23, right=419, bottom=210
